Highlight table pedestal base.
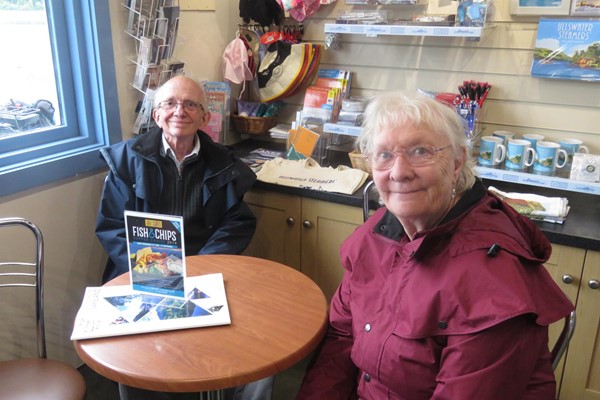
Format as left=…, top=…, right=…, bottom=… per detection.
left=200, top=391, right=224, bottom=400
left=118, top=383, right=223, bottom=400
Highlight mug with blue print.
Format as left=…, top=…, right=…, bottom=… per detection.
left=505, top=139, right=535, bottom=170
left=533, top=141, right=568, bottom=175
left=478, top=136, right=506, bottom=166
left=522, top=133, right=545, bottom=148
left=559, top=138, right=589, bottom=167
left=492, top=130, right=515, bottom=146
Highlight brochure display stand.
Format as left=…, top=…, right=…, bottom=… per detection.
left=123, top=0, right=184, bottom=134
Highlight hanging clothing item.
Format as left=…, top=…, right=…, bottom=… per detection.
left=222, top=37, right=254, bottom=84
left=276, top=0, right=321, bottom=22
left=239, top=0, right=284, bottom=26
left=239, top=27, right=267, bottom=72
left=257, top=41, right=321, bottom=102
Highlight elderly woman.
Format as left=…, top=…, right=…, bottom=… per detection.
left=296, top=92, right=574, bottom=400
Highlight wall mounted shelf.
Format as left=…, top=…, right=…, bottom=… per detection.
left=323, top=123, right=362, bottom=137
left=322, top=124, right=599, bottom=196
left=324, top=23, right=483, bottom=39
left=476, top=166, right=600, bottom=196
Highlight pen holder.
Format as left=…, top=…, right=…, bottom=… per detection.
left=456, top=102, right=479, bottom=141
left=457, top=105, right=482, bottom=155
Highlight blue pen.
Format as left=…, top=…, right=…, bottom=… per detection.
left=468, top=102, right=477, bottom=138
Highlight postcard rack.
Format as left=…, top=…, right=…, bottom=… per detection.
left=122, top=0, right=185, bottom=134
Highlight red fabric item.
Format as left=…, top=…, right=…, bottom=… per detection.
left=297, top=185, right=573, bottom=400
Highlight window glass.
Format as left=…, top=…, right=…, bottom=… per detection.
left=0, top=1, right=121, bottom=197
left=0, top=2, right=60, bottom=139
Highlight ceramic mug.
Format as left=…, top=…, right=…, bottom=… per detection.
left=505, top=139, right=536, bottom=170
left=533, top=141, right=568, bottom=174
left=559, top=138, right=589, bottom=166
left=492, top=130, right=516, bottom=146
left=478, top=136, right=506, bottom=166
left=522, top=133, right=545, bottom=148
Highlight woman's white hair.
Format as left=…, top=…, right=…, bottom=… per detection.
left=356, top=91, right=476, bottom=194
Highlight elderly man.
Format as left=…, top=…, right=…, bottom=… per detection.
left=95, top=75, right=272, bottom=400
left=96, top=75, right=257, bottom=282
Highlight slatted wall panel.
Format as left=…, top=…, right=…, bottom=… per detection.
left=270, top=1, right=599, bottom=151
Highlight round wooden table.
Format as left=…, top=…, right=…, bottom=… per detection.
left=73, top=255, right=328, bottom=393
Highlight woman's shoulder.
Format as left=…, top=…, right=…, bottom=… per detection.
left=396, top=237, right=570, bottom=338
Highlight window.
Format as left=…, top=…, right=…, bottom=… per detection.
left=0, top=1, right=121, bottom=197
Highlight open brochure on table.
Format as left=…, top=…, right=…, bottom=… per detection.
left=71, top=273, right=230, bottom=340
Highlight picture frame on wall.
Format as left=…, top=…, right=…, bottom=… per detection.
left=531, top=19, right=600, bottom=83
left=571, top=0, right=600, bottom=15
left=510, top=0, right=572, bottom=15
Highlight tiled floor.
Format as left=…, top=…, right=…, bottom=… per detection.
left=79, top=356, right=309, bottom=400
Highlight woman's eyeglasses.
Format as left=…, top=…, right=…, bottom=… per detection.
left=157, top=99, right=204, bottom=113
left=369, top=145, right=451, bottom=169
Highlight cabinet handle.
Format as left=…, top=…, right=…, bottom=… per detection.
left=303, top=220, right=313, bottom=229
left=589, top=279, right=600, bottom=290
left=562, top=274, right=574, bottom=284
left=286, top=217, right=295, bottom=226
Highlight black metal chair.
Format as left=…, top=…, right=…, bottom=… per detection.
left=362, top=180, right=378, bottom=222
left=0, top=217, right=86, bottom=399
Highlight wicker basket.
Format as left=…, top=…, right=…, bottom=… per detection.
left=348, top=150, right=372, bottom=176
left=231, top=115, right=278, bottom=136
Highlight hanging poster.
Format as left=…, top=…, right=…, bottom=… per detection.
left=570, top=0, right=600, bottom=15
left=531, top=19, right=600, bottom=82
left=511, top=0, right=572, bottom=15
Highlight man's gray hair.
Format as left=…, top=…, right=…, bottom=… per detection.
left=152, top=75, right=209, bottom=112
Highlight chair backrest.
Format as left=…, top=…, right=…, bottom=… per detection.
left=551, top=310, right=576, bottom=370
left=362, top=180, right=377, bottom=222
left=0, top=217, right=46, bottom=358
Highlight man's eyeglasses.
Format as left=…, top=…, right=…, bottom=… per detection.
left=157, top=99, right=204, bottom=112
left=368, top=145, right=451, bottom=170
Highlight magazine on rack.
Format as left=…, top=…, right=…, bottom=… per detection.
left=201, top=81, right=231, bottom=143
left=70, top=273, right=231, bottom=340
left=124, top=210, right=187, bottom=298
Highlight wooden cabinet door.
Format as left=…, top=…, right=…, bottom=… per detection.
left=545, top=244, right=586, bottom=394
left=560, top=250, right=600, bottom=400
left=243, top=190, right=302, bottom=271
left=300, top=198, right=363, bottom=302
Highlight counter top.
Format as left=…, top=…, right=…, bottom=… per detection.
left=233, top=140, right=600, bottom=252
left=483, top=181, right=600, bottom=251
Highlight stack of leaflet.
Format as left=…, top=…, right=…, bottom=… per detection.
left=268, top=123, right=292, bottom=140
left=301, top=69, right=352, bottom=124
left=239, top=148, right=284, bottom=173
left=488, top=187, right=570, bottom=224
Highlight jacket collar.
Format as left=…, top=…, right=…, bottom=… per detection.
left=373, top=179, right=551, bottom=263
left=131, top=126, right=235, bottom=174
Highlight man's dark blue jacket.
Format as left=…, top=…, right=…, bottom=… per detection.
left=95, top=127, right=257, bottom=283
